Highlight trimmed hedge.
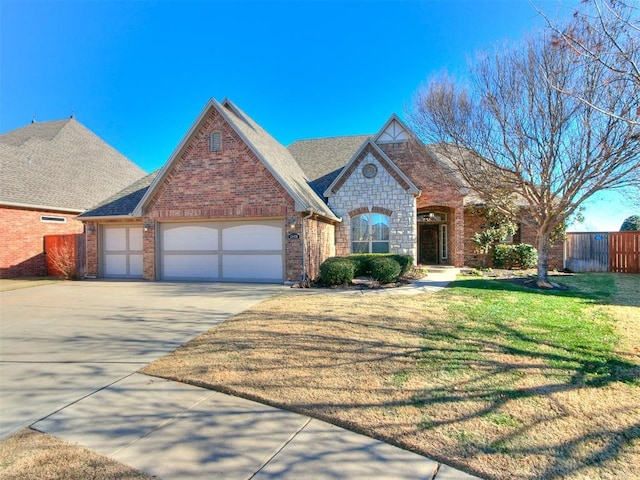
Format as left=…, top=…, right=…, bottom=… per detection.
left=319, top=254, right=413, bottom=285
left=368, top=256, right=402, bottom=284
left=347, top=254, right=413, bottom=277
left=318, top=257, right=357, bottom=286
left=492, top=243, right=537, bottom=269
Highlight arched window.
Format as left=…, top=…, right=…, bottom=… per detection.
left=351, top=213, right=390, bottom=253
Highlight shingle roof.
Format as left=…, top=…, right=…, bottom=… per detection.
left=287, top=135, right=371, bottom=197
left=129, top=99, right=340, bottom=221
left=78, top=171, right=159, bottom=218
left=0, top=119, right=146, bottom=211
left=220, top=100, right=339, bottom=220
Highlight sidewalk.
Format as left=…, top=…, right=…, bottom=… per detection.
left=32, top=373, right=480, bottom=479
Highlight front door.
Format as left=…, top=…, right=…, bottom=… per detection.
left=419, top=224, right=439, bottom=264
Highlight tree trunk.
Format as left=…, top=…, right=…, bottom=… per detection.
left=536, top=232, right=552, bottom=288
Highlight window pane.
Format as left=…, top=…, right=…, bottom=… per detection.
left=351, top=214, right=369, bottom=241
left=352, top=242, right=370, bottom=253
left=372, top=241, right=389, bottom=253
left=371, top=213, right=389, bottom=241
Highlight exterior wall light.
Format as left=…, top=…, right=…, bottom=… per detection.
left=288, top=217, right=297, bottom=230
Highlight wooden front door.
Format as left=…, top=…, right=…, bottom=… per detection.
left=419, top=224, right=439, bottom=264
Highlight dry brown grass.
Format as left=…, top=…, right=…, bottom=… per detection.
left=142, top=285, right=640, bottom=480
left=0, top=428, right=154, bottom=480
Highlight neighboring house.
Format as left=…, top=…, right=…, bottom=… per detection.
left=79, top=98, right=563, bottom=283
left=0, top=118, right=146, bottom=278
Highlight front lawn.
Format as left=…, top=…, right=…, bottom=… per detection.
left=141, top=273, right=640, bottom=480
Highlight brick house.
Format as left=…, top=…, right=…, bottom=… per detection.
left=0, top=118, right=145, bottom=278
left=79, top=98, right=562, bottom=283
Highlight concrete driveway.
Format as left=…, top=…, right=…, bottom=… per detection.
left=0, top=280, right=284, bottom=439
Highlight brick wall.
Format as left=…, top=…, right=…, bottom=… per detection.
left=1, top=206, right=84, bottom=278
left=302, top=216, right=335, bottom=282
left=142, top=107, right=301, bottom=282
left=463, top=207, right=564, bottom=270
left=380, top=141, right=466, bottom=266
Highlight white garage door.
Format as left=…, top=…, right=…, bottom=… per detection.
left=160, top=220, right=283, bottom=282
left=103, top=225, right=143, bottom=278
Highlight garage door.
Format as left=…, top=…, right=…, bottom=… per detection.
left=160, top=220, right=283, bottom=282
left=103, top=225, right=143, bottom=278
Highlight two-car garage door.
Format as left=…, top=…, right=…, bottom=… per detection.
left=159, top=220, right=283, bottom=283
left=103, top=220, right=284, bottom=283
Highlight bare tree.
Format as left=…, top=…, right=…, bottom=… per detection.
left=410, top=30, right=640, bottom=286
left=545, top=0, right=640, bottom=125
left=48, top=240, right=77, bottom=279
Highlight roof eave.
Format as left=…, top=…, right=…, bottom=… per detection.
left=0, top=201, right=84, bottom=214
left=78, top=214, right=142, bottom=222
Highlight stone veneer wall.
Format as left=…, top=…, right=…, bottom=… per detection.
left=328, top=152, right=417, bottom=260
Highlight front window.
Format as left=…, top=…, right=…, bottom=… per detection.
left=351, top=213, right=390, bottom=253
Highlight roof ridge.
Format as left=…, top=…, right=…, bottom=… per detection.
left=288, top=133, right=372, bottom=145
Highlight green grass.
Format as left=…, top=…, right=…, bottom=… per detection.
left=435, top=277, right=636, bottom=386
left=407, top=274, right=639, bottom=412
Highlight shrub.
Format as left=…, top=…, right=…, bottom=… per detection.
left=368, top=256, right=402, bottom=284
left=511, top=243, right=537, bottom=269
left=390, top=254, right=413, bottom=276
left=319, top=257, right=357, bottom=286
left=346, top=254, right=372, bottom=276
left=492, top=243, right=537, bottom=269
left=347, top=254, right=413, bottom=277
left=492, top=244, right=512, bottom=269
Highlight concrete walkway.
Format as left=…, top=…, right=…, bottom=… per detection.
left=32, top=373, right=479, bottom=479
left=5, top=274, right=480, bottom=479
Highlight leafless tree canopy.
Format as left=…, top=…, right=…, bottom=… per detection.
left=547, top=0, right=640, bottom=125
left=410, top=29, right=640, bottom=283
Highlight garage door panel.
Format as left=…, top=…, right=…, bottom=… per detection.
left=160, top=221, right=283, bottom=283
left=222, top=225, right=282, bottom=251
left=105, top=228, right=127, bottom=251
left=129, top=254, right=143, bottom=277
left=223, top=255, right=283, bottom=281
left=105, top=254, right=127, bottom=276
left=163, top=225, right=218, bottom=251
left=103, top=226, right=144, bottom=279
left=162, top=254, right=219, bottom=280
left=129, top=228, right=143, bottom=251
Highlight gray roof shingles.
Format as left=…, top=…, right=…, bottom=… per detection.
left=287, top=135, right=371, bottom=197
left=0, top=119, right=146, bottom=211
left=78, top=171, right=159, bottom=218
left=220, top=100, right=340, bottom=220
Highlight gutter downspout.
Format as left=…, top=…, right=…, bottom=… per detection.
left=301, top=211, right=314, bottom=285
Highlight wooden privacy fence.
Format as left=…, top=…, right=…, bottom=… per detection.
left=44, top=234, right=85, bottom=278
left=565, top=232, right=640, bottom=273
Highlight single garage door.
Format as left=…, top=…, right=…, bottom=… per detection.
left=102, top=225, right=143, bottom=278
left=160, top=220, right=283, bottom=282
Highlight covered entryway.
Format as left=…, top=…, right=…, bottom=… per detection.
left=419, top=224, right=439, bottom=264
left=417, top=209, right=449, bottom=265
left=102, top=225, right=143, bottom=278
left=159, top=220, right=284, bottom=283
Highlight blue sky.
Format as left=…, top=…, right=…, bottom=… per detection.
left=1, top=0, right=636, bottom=231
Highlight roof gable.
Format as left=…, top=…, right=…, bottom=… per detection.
left=0, top=118, right=145, bottom=212
left=133, top=99, right=338, bottom=221
left=374, top=114, right=412, bottom=145
left=324, top=139, right=420, bottom=197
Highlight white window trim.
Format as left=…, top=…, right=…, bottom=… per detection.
left=440, top=224, right=448, bottom=260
